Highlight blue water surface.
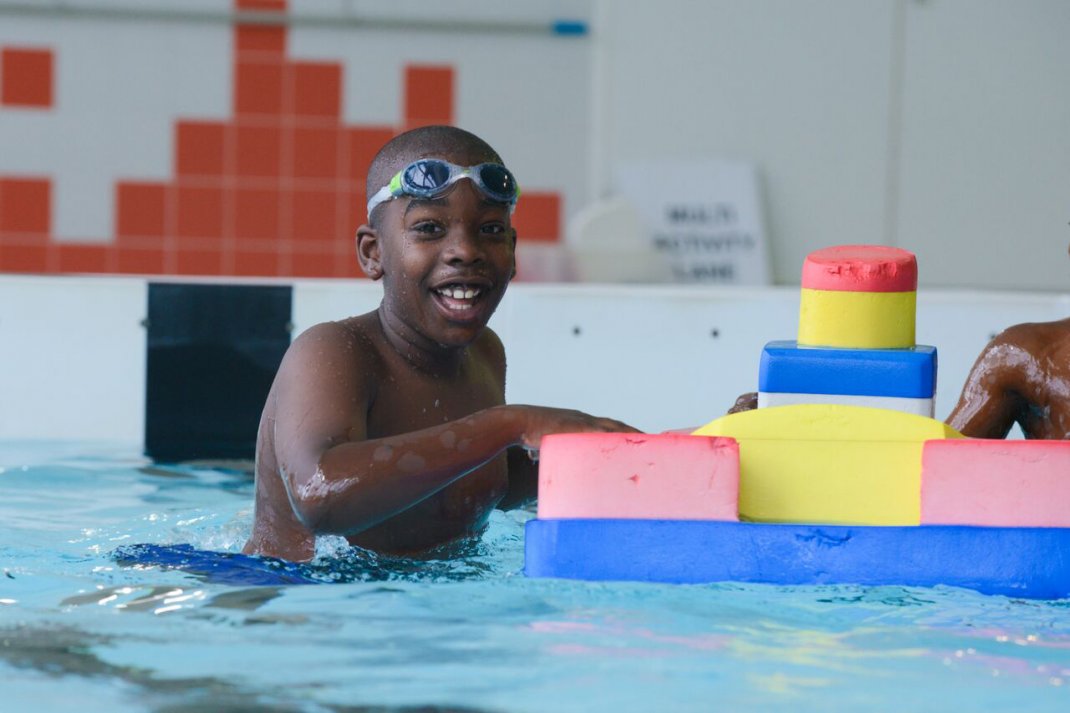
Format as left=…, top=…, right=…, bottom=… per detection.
left=1, top=442, right=1069, bottom=712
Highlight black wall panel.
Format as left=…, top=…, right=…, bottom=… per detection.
left=145, top=283, right=291, bottom=462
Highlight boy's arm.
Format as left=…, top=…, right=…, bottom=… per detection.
left=272, top=323, right=635, bottom=536
left=946, top=331, right=1023, bottom=438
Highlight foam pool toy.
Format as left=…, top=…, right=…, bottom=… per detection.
left=537, top=432, right=739, bottom=521
left=693, top=403, right=962, bottom=525
left=797, top=244, right=917, bottom=349
left=524, top=245, right=1070, bottom=599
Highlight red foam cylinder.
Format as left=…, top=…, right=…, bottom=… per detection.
left=921, top=439, right=1070, bottom=527
left=537, top=433, right=740, bottom=521
left=801, top=245, right=917, bottom=292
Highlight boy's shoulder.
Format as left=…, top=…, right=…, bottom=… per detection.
left=288, top=315, right=506, bottom=380
left=283, top=313, right=385, bottom=371
left=289, top=313, right=370, bottom=347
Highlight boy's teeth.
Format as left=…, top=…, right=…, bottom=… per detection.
left=438, top=286, right=481, bottom=299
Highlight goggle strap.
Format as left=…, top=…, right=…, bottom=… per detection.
left=366, top=185, right=395, bottom=219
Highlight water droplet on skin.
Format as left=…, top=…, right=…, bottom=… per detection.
left=373, top=445, right=393, bottom=462
left=397, top=453, right=427, bottom=472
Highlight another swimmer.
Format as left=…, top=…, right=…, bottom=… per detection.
left=243, top=126, right=637, bottom=562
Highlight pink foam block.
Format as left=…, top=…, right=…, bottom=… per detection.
left=537, top=433, right=740, bottom=521
left=921, top=439, right=1070, bottom=527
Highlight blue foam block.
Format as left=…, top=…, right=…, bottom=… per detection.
left=524, top=519, right=1070, bottom=599
left=758, top=341, right=936, bottom=398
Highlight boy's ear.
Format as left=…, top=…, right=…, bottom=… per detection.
left=356, top=224, right=383, bottom=280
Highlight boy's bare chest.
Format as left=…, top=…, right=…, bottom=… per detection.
left=365, top=360, right=504, bottom=437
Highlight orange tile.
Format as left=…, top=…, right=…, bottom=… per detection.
left=404, top=65, right=453, bottom=127
left=116, top=247, right=166, bottom=275
left=291, top=127, right=340, bottom=179
left=233, top=249, right=280, bottom=277
left=346, top=126, right=394, bottom=183
left=115, top=181, right=168, bottom=239
left=234, top=25, right=286, bottom=57
left=511, top=192, right=561, bottom=242
left=291, top=61, right=341, bottom=119
left=0, top=177, right=51, bottom=234
left=237, top=0, right=287, bottom=10
left=57, top=244, right=115, bottom=273
left=234, top=60, right=284, bottom=117
left=291, top=189, right=338, bottom=242
left=175, top=248, right=224, bottom=276
left=175, top=184, right=225, bottom=239
left=234, top=187, right=280, bottom=242
left=235, top=123, right=282, bottom=177
left=290, top=250, right=336, bottom=278
left=1, top=48, right=53, bottom=108
left=175, top=121, right=227, bottom=177
left=0, top=244, right=50, bottom=272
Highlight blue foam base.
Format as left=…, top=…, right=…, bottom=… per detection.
left=524, top=519, right=1070, bottom=599
left=113, top=544, right=318, bottom=586
left=759, top=341, right=936, bottom=398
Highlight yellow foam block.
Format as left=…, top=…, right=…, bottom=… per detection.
left=692, top=404, right=963, bottom=525
left=798, top=288, right=916, bottom=349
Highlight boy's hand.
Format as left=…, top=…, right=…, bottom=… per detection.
left=515, top=406, right=640, bottom=451
left=728, top=392, right=758, bottom=414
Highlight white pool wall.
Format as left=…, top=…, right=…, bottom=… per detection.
left=2, top=273, right=1067, bottom=443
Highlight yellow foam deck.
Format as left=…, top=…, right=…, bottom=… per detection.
left=692, top=404, right=963, bottom=525
left=797, top=288, right=916, bottom=349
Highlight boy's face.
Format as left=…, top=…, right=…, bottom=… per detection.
left=358, top=148, right=517, bottom=350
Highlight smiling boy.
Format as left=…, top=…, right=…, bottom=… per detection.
left=243, top=126, right=637, bottom=562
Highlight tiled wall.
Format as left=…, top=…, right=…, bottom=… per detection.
left=0, top=0, right=561, bottom=278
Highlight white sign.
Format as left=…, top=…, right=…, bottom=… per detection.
left=614, top=160, right=771, bottom=285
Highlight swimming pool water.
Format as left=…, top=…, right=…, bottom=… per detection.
left=2, top=443, right=1069, bottom=712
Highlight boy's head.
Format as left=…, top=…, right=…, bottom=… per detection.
left=363, top=126, right=516, bottom=229
left=356, top=126, right=519, bottom=349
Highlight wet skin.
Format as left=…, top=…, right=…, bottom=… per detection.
left=244, top=146, right=637, bottom=562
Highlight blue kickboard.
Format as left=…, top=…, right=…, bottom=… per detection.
left=524, top=519, right=1070, bottom=599
left=759, top=341, right=937, bottom=398
left=113, top=543, right=319, bottom=586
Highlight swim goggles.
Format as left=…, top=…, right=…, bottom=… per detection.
left=366, top=159, right=520, bottom=218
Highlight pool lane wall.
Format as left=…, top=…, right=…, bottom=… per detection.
left=1, top=273, right=1067, bottom=454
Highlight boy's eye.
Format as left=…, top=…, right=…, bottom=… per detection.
left=410, top=221, right=444, bottom=235
left=481, top=223, right=508, bottom=237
